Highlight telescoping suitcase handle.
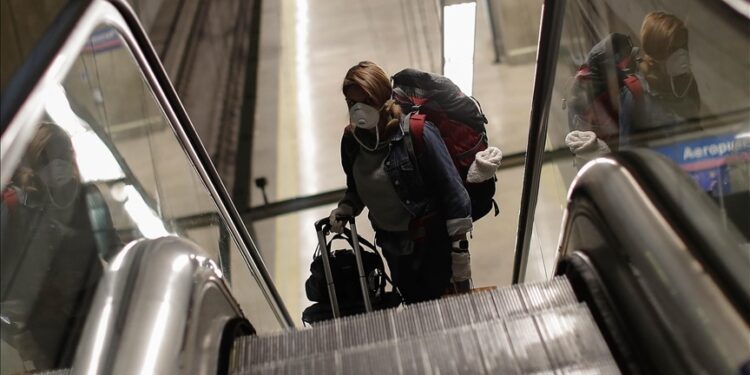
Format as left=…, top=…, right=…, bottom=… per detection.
left=313, top=215, right=373, bottom=318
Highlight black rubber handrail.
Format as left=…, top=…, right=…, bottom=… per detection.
left=616, top=149, right=750, bottom=322
left=1, top=0, right=92, bottom=133
left=556, top=151, right=749, bottom=375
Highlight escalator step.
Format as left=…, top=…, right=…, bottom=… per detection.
left=232, top=304, right=619, bottom=375
left=235, top=277, right=578, bottom=366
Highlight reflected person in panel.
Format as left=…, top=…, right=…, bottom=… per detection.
left=0, top=122, right=111, bottom=370
left=564, top=11, right=701, bottom=167
left=619, top=11, right=701, bottom=146
left=329, top=61, right=474, bottom=303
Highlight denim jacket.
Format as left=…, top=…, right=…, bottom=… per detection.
left=339, top=116, right=472, bottom=237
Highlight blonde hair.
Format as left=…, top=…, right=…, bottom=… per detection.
left=342, top=61, right=402, bottom=129
left=638, top=12, right=699, bottom=98
left=639, top=11, right=688, bottom=82
left=641, top=11, right=688, bottom=62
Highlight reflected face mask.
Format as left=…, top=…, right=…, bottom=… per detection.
left=664, top=49, right=693, bottom=98
left=665, top=48, right=691, bottom=77
left=40, top=159, right=76, bottom=187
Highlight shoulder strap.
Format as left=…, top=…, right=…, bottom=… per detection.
left=624, top=75, right=643, bottom=101
left=400, top=113, right=427, bottom=197
left=1, top=186, right=21, bottom=211
left=408, top=113, right=426, bottom=156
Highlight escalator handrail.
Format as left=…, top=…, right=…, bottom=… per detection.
left=556, top=151, right=750, bottom=374
left=615, top=149, right=750, bottom=321
left=72, top=236, right=248, bottom=375
left=107, top=0, right=294, bottom=327
left=0, top=0, right=92, bottom=134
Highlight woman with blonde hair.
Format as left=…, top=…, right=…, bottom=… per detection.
left=329, top=61, right=473, bottom=303
left=1, top=122, right=105, bottom=369
left=619, top=11, right=701, bottom=145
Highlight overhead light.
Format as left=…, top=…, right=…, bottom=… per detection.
left=442, top=0, right=477, bottom=96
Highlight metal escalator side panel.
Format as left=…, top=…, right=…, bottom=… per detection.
left=617, top=149, right=750, bottom=321
left=556, top=153, right=750, bottom=375
left=72, top=237, right=244, bottom=375
left=557, top=251, right=646, bottom=375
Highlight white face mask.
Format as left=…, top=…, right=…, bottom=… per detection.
left=664, top=48, right=693, bottom=98
left=40, top=159, right=76, bottom=187
left=39, top=158, right=79, bottom=209
left=349, top=102, right=380, bottom=130
left=665, top=48, right=690, bottom=77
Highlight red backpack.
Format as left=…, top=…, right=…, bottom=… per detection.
left=566, top=33, right=643, bottom=147
left=391, top=68, right=498, bottom=221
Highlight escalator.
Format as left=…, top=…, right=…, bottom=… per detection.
left=2, top=0, right=749, bottom=374
left=219, top=150, right=748, bottom=375
left=233, top=277, right=620, bottom=374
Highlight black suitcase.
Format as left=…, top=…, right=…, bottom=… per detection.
left=302, top=215, right=400, bottom=324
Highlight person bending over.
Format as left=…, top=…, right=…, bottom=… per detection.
left=329, top=61, right=473, bottom=303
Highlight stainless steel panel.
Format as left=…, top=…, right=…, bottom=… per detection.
left=72, top=237, right=243, bottom=375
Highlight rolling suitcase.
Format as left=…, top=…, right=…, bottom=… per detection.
left=302, top=215, right=400, bottom=324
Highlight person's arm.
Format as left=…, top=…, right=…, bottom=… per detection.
left=419, top=123, right=472, bottom=238
left=338, top=131, right=364, bottom=215
left=419, top=123, right=474, bottom=292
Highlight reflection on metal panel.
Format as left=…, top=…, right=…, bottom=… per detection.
left=73, top=237, right=244, bottom=375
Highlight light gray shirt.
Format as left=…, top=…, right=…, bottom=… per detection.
left=352, top=146, right=412, bottom=232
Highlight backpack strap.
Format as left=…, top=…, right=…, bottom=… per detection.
left=408, top=113, right=426, bottom=156
left=623, top=75, right=643, bottom=101
left=2, top=187, right=20, bottom=209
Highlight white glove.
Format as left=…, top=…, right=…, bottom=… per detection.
left=565, top=131, right=610, bottom=169
left=467, top=147, right=503, bottom=183
left=328, top=204, right=353, bottom=233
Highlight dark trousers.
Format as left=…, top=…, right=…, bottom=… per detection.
left=379, top=219, right=452, bottom=304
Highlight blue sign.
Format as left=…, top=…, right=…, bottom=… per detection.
left=653, top=134, right=745, bottom=195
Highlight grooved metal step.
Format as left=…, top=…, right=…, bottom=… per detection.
left=231, top=277, right=620, bottom=374
left=233, top=305, right=619, bottom=375
left=235, top=277, right=577, bottom=366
